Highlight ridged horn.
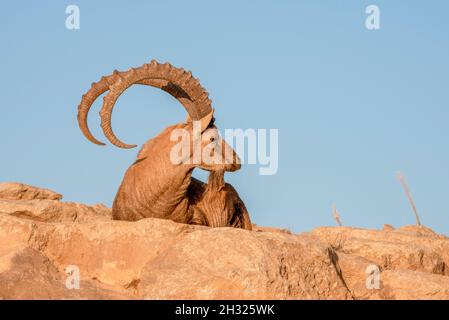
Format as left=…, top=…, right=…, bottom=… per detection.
left=77, top=72, right=121, bottom=146
left=99, top=60, right=212, bottom=149
left=77, top=60, right=212, bottom=148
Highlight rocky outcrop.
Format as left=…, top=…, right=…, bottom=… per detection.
left=311, top=225, right=449, bottom=299
left=1, top=182, right=448, bottom=300
left=0, top=182, right=111, bottom=223
left=0, top=213, right=349, bottom=300
left=0, top=199, right=111, bottom=223
left=0, top=182, right=62, bottom=201
left=0, top=247, right=128, bottom=299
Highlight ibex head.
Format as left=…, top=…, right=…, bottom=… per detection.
left=77, top=60, right=240, bottom=172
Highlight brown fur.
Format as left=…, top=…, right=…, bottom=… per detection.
left=190, top=171, right=252, bottom=229
left=112, top=123, right=252, bottom=230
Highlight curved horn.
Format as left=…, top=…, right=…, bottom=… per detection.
left=99, top=60, right=212, bottom=149
left=77, top=60, right=212, bottom=147
left=77, top=72, right=122, bottom=146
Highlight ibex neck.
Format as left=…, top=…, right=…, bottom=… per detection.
left=113, top=126, right=198, bottom=222
left=137, top=157, right=195, bottom=216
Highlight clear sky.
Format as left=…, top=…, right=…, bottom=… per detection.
left=1, top=1, right=448, bottom=235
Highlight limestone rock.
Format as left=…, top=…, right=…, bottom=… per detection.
left=0, top=214, right=349, bottom=299
left=311, top=226, right=449, bottom=299
left=379, top=270, right=449, bottom=299
left=0, top=199, right=111, bottom=223
left=252, top=224, right=292, bottom=234
left=0, top=247, right=128, bottom=299
left=140, top=228, right=349, bottom=299
left=311, top=226, right=449, bottom=276
left=1, top=182, right=449, bottom=300
left=0, top=182, right=62, bottom=201
left=334, top=252, right=383, bottom=300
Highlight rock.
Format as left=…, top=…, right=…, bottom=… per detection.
left=334, top=252, right=383, bottom=300
left=139, top=229, right=348, bottom=299
left=1, top=182, right=449, bottom=300
left=0, top=247, right=128, bottom=299
left=29, top=217, right=200, bottom=288
left=0, top=182, right=62, bottom=201
left=0, top=182, right=110, bottom=223
left=252, top=224, right=292, bottom=234
left=0, top=199, right=111, bottom=223
left=311, top=226, right=449, bottom=276
left=311, top=226, right=449, bottom=299
left=0, top=214, right=349, bottom=299
left=379, top=270, right=449, bottom=299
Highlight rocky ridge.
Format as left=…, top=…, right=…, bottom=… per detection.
left=1, top=182, right=448, bottom=300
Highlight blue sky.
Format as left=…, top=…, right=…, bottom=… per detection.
left=1, top=1, right=448, bottom=235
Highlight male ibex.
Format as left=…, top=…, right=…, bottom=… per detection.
left=77, top=60, right=252, bottom=230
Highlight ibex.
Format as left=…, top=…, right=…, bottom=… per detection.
left=77, top=60, right=252, bottom=230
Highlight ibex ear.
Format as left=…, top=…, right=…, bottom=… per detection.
left=185, top=109, right=215, bottom=133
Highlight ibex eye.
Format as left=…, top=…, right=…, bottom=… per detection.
left=210, top=137, right=215, bottom=142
